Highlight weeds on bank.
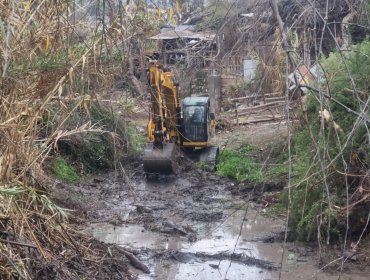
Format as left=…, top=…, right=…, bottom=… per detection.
left=52, top=157, right=80, bottom=183
left=216, top=145, right=262, bottom=183
left=268, top=40, right=370, bottom=241
left=126, top=123, right=145, bottom=156
left=43, top=101, right=144, bottom=173
left=196, top=160, right=214, bottom=172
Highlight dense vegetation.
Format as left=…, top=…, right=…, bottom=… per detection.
left=0, top=1, right=152, bottom=278
left=0, top=0, right=369, bottom=278
left=278, top=40, right=370, bottom=241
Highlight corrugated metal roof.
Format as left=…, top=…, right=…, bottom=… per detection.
left=150, top=30, right=215, bottom=41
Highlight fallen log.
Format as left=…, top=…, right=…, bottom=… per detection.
left=232, top=115, right=286, bottom=125
left=240, top=106, right=285, bottom=116
left=228, top=95, right=260, bottom=102
left=195, top=251, right=276, bottom=270
left=113, top=245, right=150, bottom=274
left=228, top=92, right=281, bottom=102
left=243, top=100, right=286, bottom=110
left=264, top=96, right=286, bottom=102
left=237, top=103, right=288, bottom=117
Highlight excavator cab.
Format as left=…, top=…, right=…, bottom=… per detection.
left=180, top=96, right=218, bottom=167
left=181, top=97, right=214, bottom=146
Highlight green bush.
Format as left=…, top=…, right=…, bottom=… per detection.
left=277, top=40, right=370, bottom=241
left=216, top=146, right=262, bottom=182
left=126, top=123, right=145, bottom=156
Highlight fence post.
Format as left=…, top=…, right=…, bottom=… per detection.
left=235, top=102, right=239, bottom=127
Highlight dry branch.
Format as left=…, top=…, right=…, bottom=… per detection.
left=0, top=238, right=37, bottom=249
left=113, top=245, right=150, bottom=274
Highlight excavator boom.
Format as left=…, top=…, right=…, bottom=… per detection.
left=143, top=63, right=180, bottom=174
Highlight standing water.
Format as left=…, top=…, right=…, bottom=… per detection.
left=85, top=174, right=369, bottom=280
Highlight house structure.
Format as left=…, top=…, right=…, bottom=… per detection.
left=149, top=25, right=222, bottom=112
left=149, top=25, right=216, bottom=68
left=147, top=0, right=359, bottom=111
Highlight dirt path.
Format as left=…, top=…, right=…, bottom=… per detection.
left=213, top=121, right=289, bottom=149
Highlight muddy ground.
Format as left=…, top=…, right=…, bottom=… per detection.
left=46, top=94, right=368, bottom=279
left=51, top=120, right=370, bottom=280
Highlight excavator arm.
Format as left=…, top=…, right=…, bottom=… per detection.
left=143, top=63, right=180, bottom=174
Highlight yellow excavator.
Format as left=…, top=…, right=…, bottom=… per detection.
left=143, top=62, right=219, bottom=174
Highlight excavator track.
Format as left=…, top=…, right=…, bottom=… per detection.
left=143, top=143, right=177, bottom=174
left=199, top=145, right=219, bottom=170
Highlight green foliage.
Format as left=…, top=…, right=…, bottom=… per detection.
left=126, top=123, right=145, bottom=156
left=52, top=157, right=80, bottom=183
left=196, top=160, right=214, bottom=172
left=216, top=145, right=262, bottom=182
left=321, top=40, right=370, bottom=129
left=274, top=40, right=370, bottom=241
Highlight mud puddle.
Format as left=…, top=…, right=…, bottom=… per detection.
left=82, top=171, right=369, bottom=280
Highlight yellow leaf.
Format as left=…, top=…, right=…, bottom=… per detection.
left=169, top=7, right=173, bottom=20
left=24, top=1, right=31, bottom=13
left=45, top=35, right=50, bottom=51
left=158, top=8, right=161, bottom=18
left=176, top=0, right=180, bottom=14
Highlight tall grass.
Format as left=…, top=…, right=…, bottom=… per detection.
left=0, top=1, right=149, bottom=278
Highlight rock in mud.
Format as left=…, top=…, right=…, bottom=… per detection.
left=162, top=220, right=187, bottom=235
left=108, top=214, right=125, bottom=226
left=135, top=205, right=153, bottom=213
left=187, top=233, right=197, bottom=242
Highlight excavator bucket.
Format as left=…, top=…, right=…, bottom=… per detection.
left=143, top=143, right=177, bottom=174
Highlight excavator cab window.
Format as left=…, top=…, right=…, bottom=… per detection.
left=183, top=105, right=207, bottom=142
